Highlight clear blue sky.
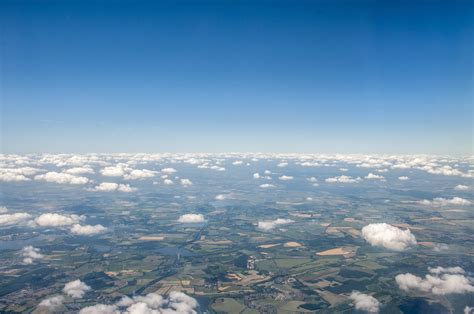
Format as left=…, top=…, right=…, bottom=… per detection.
left=1, top=0, right=472, bottom=154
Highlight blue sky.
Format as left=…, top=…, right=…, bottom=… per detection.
left=1, top=0, right=472, bottom=154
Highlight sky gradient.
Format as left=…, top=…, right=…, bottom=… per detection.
left=1, top=0, right=472, bottom=154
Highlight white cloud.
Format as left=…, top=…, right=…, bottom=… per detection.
left=63, top=167, right=95, bottom=175
left=325, top=175, right=362, bottom=183
left=123, top=169, right=158, bottom=180
left=0, top=213, right=32, bottom=226
left=259, top=183, right=275, bottom=188
left=277, top=162, right=288, bottom=167
left=0, top=206, right=8, bottom=213
left=258, top=218, right=294, bottom=231
left=349, top=291, right=380, bottom=313
left=0, top=170, right=30, bottom=182
left=163, top=179, right=174, bottom=185
left=339, top=168, right=348, bottom=172
left=79, top=291, right=198, bottom=314
left=70, top=224, right=107, bottom=235
left=161, top=167, right=177, bottom=174
left=63, top=279, right=91, bottom=298
left=34, top=172, right=89, bottom=185
left=21, top=246, right=44, bottom=264
left=279, top=175, right=293, bottom=181
left=365, top=173, right=384, bottom=180
left=455, top=185, right=469, bottom=191
left=35, top=213, right=84, bottom=227
left=396, top=267, right=474, bottom=295
left=418, top=197, right=471, bottom=206
left=100, top=164, right=128, bottom=177
left=253, top=173, right=260, bottom=179
left=232, top=160, right=243, bottom=165
left=428, top=266, right=465, bottom=275
left=465, top=306, right=474, bottom=314
left=92, top=182, right=137, bottom=192
left=307, top=177, right=318, bottom=182
left=178, top=214, right=205, bottom=223
left=398, top=176, right=410, bottom=180
left=180, top=179, right=193, bottom=186
left=361, top=223, right=417, bottom=251
left=215, top=194, right=229, bottom=200
left=36, top=296, right=65, bottom=313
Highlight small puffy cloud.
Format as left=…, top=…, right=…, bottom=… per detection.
left=123, top=169, right=158, bottom=180
left=63, top=279, right=91, bottom=298
left=325, top=175, right=362, bottom=183
left=455, top=185, right=469, bottom=191
left=398, top=176, right=410, bottom=180
left=79, top=304, right=117, bottom=314
left=258, top=218, right=294, bottom=231
left=178, top=214, right=205, bottom=223
left=339, top=168, right=348, bottom=172
left=70, top=224, right=107, bottom=236
left=35, top=213, right=84, bottom=227
left=161, top=167, right=177, bottom=174
left=100, top=164, right=128, bottom=177
left=465, top=306, right=473, bottom=314
left=361, top=223, right=417, bottom=251
left=21, top=246, right=44, bottom=264
left=253, top=173, right=260, bottom=179
left=34, top=172, right=89, bottom=185
left=232, top=160, right=243, bottom=165
left=264, top=170, right=272, bottom=175
left=0, top=170, right=31, bottom=182
left=428, top=266, right=465, bottom=275
left=349, top=291, right=380, bottom=313
left=63, top=167, right=95, bottom=175
left=92, top=182, right=137, bottom=192
left=259, top=183, right=275, bottom=188
left=307, top=177, right=318, bottom=182
left=0, top=206, right=8, bottom=213
left=365, top=173, right=384, bottom=180
left=79, top=291, right=198, bottom=314
left=215, top=194, right=228, bottom=200
left=396, top=267, right=474, bottom=295
left=0, top=213, right=32, bottom=226
left=163, top=179, right=174, bottom=185
left=36, top=296, right=65, bottom=313
left=180, top=179, right=193, bottom=186
left=277, top=162, right=288, bottom=167
left=418, top=197, right=471, bottom=206
left=279, top=175, right=293, bottom=181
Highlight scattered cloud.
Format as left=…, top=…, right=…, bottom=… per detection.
left=178, top=214, right=205, bottom=223
left=21, top=246, right=44, bottom=264
left=349, top=291, right=380, bottom=313
left=455, top=184, right=469, bottom=191
left=92, top=182, right=137, bottom=192
left=35, top=213, right=84, bottom=227
left=398, top=176, right=410, bottom=180
left=123, top=169, right=158, bottom=180
left=34, top=172, right=89, bottom=185
left=325, top=175, right=362, bottom=183
left=79, top=291, right=198, bottom=314
left=63, top=279, right=91, bottom=298
left=259, top=183, right=275, bottom=188
left=0, top=212, right=32, bottom=226
left=70, top=224, right=107, bottom=235
left=258, top=218, right=294, bottom=231
left=253, top=173, right=260, bottom=179
left=63, top=167, right=95, bottom=175
left=361, top=223, right=417, bottom=251
left=279, top=175, right=293, bottom=181
left=418, top=197, right=471, bottom=206
left=277, top=162, right=288, bottom=167
left=180, top=179, right=193, bottom=186
left=36, top=296, right=65, bottom=313
left=365, top=173, right=384, bottom=180
left=161, top=167, right=177, bottom=174
left=396, top=267, right=474, bottom=295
